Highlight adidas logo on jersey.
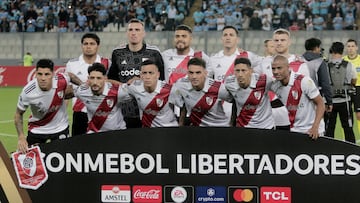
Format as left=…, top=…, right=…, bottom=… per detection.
left=216, top=64, right=221, bottom=69
left=142, top=58, right=149, bottom=62
left=121, top=60, right=127, bottom=65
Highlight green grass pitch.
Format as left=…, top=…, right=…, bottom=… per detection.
left=0, top=87, right=359, bottom=155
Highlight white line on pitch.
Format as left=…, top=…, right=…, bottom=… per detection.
left=0, top=132, right=16, bottom=137
left=0, top=120, right=13, bottom=123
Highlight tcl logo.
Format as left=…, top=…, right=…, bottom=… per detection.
left=260, top=187, right=291, bottom=203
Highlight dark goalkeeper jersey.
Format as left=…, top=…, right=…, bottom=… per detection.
left=107, top=43, right=165, bottom=118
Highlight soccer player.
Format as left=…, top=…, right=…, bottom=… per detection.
left=207, top=25, right=263, bottom=122
left=271, top=55, right=325, bottom=139
left=255, top=29, right=311, bottom=130
left=66, top=33, right=111, bottom=136
left=169, top=57, right=228, bottom=126
left=16, top=59, right=83, bottom=153
left=219, top=57, right=274, bottom=129
left=162, top=24, right=210, bottom=84
left=74, top=63, right=129, bottom=133
left=107, top=18, right=164, bottom=128
left=272, top=28, right=309, bottom=76
left=162, top=24, right=210, bottom=122
left=126, top=60, right=178, bottom=127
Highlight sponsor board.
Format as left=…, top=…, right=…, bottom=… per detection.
left=228, top=186, right=258, bottom=203
left=164, top=185, right=194, bottom=203
left=101, top=185, right=131, bottom=203
left=132, top=185, right=162, bottom=203
left=260, top=187, right=291, bottom=203
left=196, top=186, right=226, bottom=203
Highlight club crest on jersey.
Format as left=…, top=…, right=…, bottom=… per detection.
left=291, top=90, right=299, bottom=100
left=156, top=98, right=164, bottom=107
left=57, top=91, right=64, bottom=99
left=106, top=99, right=114, bottom=108
left=254, top=91, right=262, bottom=100
left=206, top=96, right=213, bottom=106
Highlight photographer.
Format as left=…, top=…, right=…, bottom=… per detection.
left=325, top=42, right=357, bottom=143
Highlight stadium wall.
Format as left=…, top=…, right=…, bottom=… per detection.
left=0, top=31, right=359, bottom=66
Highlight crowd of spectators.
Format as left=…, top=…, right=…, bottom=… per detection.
left=0, top=0, right=190, bottom=32
left=0, top=0, right=359, bottom=33
left=193, top=0, right=359, bottom=32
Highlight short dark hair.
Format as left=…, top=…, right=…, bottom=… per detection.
left=175, top=24, right=192, bottom=33
left=88, top=63, right=107, bottom=75
left=222, top=25, right=238, bottom=35
left=347, top=39, right=358, bottom=46
left=329, top=42, right=344, bottom=55
left=128, top=18, right=144, bottom=26
left=36, top=59, right=54, bottom=71
left=234, top=57, right=252, bottom=68
left=305, top=38, right=321, bottom=51
left=141, top=59, right=159, bottom=71
left=188, top=57, right=206, bottom=69
left=81, top=33, right=100, bottom=45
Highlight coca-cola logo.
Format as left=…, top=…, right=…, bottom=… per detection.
left=132, top=186, right=162, bottom=203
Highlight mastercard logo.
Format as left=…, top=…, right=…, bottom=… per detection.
left=233, top=189, right=254, bottom=202
left=228, top=186, right=258, bottom=203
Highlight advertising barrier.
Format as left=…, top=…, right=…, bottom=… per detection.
left=24, top=127, right=360, bottom=203
left=0, top=66, right=65, bottom=87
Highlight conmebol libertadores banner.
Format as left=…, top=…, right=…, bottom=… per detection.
left=26, top=127, right=360, bottom=203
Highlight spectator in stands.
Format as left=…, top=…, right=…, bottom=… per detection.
left=67, top=9, right=77, bottom=32
left=319, top=0, right=330, bottom=20
left=36, top=11, right=46, bottom=32
left=45, top=7, right=56, bottom=31
left=26, top=17, right=36, bottom=32
left=174, top=11, right=184, bottom=27
left=313, top=14, right=324, bottom=30
left=98, top=5, right=109, bottom=28
left=114, top=3, right=126, bottom=31
left=58, top=6, right=68, bottom=28
left=249, top=12, right=262, bottom=30
left=193, top=9, right=204, bottom=25
left=305, top=14, right=314, bottom=31
left=262, top=14, right=272, bottom=31
left=332, top=12, right=343, bottom=30
left=77, top=11, right=87, bottom=29
left=296, top=5, right=306, bottom=30
left=344, top=10, right=356, bottom=30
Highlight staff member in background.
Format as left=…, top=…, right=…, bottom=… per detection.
left=16, top=59, right=82, bottom=153
left=23, top=52, right=33, bottom=66
left=107, top=18, right=164, bottom=128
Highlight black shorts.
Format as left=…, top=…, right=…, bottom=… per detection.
left=27, top=126, right=69, bottom=146
left=353, top=86, right=360, bottom=112
left=72, top=111, right=88, bottom=136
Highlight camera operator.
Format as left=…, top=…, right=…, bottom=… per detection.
left=325, top=42, right=357, bottom=143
